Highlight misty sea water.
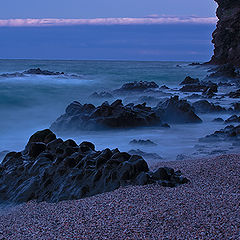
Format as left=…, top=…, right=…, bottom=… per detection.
left=0, top=59, right=234, bottom=164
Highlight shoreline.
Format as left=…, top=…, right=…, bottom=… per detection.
left=1, top=153, right=239, bottom=239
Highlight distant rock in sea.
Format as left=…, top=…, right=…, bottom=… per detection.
left=0, top=129, right=189, bottom=203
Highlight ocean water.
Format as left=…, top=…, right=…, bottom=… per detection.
left=0, top=59, right=237, bottom=164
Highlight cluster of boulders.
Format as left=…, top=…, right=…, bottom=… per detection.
left=23, top=68, right=64, bottom=75
left=0, top=68, right=65, bottom=78
left=0, top=129, right=189, bottom=203
left=199, top=124, right=240, bottom=142
left=50, top=100, right=161, bottom=132
left=179, top=76, right=218, bottom=98
left=51, top=96, right=203, bottom=133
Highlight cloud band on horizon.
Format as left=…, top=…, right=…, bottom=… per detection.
left=0, top=17, right=217, bottom=27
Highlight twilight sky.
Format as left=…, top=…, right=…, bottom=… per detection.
left=2, top=0, right=217, bottom=19
left=0, top=0, right=218, bottom=61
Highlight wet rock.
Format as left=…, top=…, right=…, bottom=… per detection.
left=192, top=100, right=226, bottom=113
left=0, top=72, right=25, bottom=78
left=0, top=129, right=189, bottom=203
left=212, top=117, right=224, bottom=122
left=180, top=76, right=200, bottom=85
left=199, top=124, right=240, bottom=142
left=50, top=99, right=161, bottom=132
left=207, top=64, right=239, bottom=79
left=225, top=115, right=240, bottom=123
left=228, top=89, right=240, bottom=98
left=129, top=139, right=157, bottom=146
left=114, top=81, right=159, bottom=92
left=159, top=85, right=170, bottom=90
left=155, top=96, right=202, bottom=124
left=23, top=68, right=64, bottom=75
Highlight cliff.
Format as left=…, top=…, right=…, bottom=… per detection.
left=209, top=0, right=240, bottom=67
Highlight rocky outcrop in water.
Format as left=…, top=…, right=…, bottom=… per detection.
left=50, top=100, right=161, bottom=132
left=155, top=96, right=202, bottom=124
left=0, top=129, right=189, bottom=203
left=209, top=0, right=240, bottom=66
left=199, top=124, right=240, bottom=142
left=192, top=100, right=226, bottom=113
left=114, top=81, right=159, bottom=93
left=23, top=68, right=64, bottom=75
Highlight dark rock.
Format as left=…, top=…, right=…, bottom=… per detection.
left=225, top=115, right=240, bottom=123
left=129, top=139, right=157, bottom=146
left=228, top=89, right=240, bottom=98
left=0, top=72, right=25, bottom=78
left=114, top=81, right=159, bottom=92
left=199, top=124, right=240, bottom=142
left=208, top=0, right=240, bottom=67
left=159, top=85, right=170, bottom=90
left=89, top=91, right=113, bottom=99
left=232, top=102, right=240, bottom=112
left=155, top=96, right=202, bottom=124
left=207, top=64, right=239, bottom=79
left=50, top=99, right=161, bottom=132
left=23, top=68, right=64, bottom=75
left=212, top=117, right=224, bottom=122
left=180, top=76, right=200, bottom=85
left=0, top=129, right=189, bottom=203
left=192, top=100, right=226, bottom=113
left=188, top=62, right=201, bottom=66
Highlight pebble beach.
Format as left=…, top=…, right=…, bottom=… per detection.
left=0, top=154, right=239, bottom=240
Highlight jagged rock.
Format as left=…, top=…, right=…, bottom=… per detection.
left=50, top=100, right=161, bottom=132
left=192, top=100, right=226, bottom=113
left=155, top=96, right=202, bottom=124
left=89, top=91, right=113, bottom=99
left=209, top=0, right=240, bottom=67
left=180, top=76, right=200, bottom=85
left=0, top=129, right=189, bottom=203
left=228, top=89, right=240, bottom=98
left=199, top=124, right=240, bottom=142
left=23, top=68, right=64, bottom=75
left=129, top=139, right=157, bottom=146
left=114, top=81, right=159, bottom=92
left=225, top=115, right=240, bottom=123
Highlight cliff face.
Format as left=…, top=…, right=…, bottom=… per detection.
left=210, top=0, right=240, bottom=67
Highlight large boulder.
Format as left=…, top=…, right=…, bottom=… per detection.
left=155, top=96, right=202, bottom=124
left=192, top=100, right=226, bottom=113
left=50, top=100, right=161, bottom=132
left=0, top=129, right=189, bottom=203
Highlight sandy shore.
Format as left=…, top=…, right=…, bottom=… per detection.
left=0, top=154, right=239, bottom=239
